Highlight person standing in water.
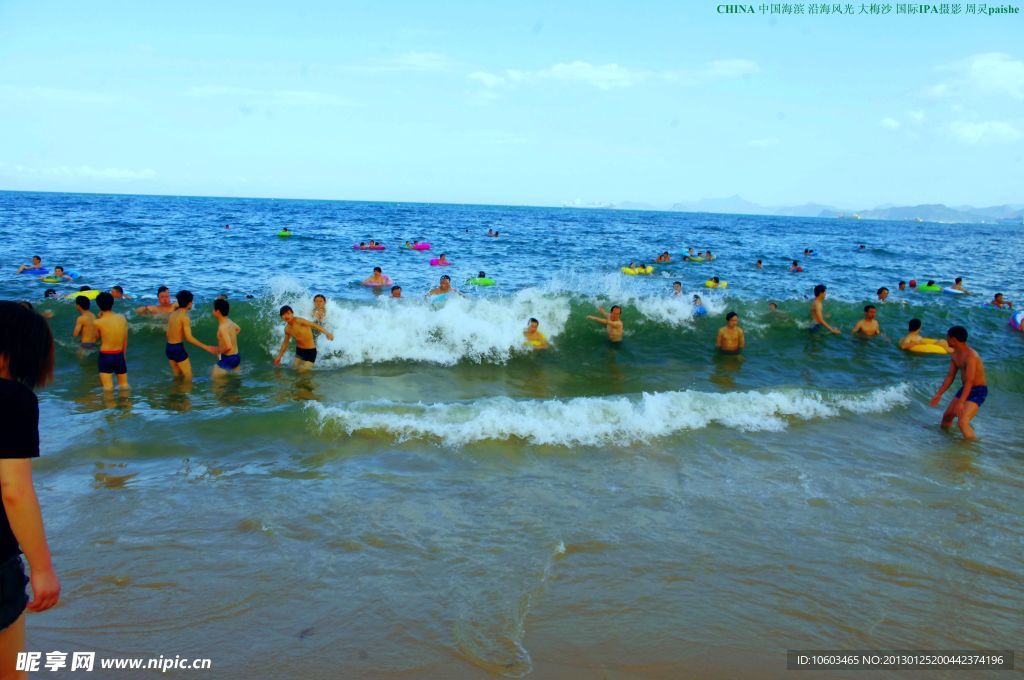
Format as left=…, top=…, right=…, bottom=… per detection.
left=587, top=306, right=624, bottom=344
left=135, top=286, right=176, bottom=316
left=851, top=305, right=882, bottom=337
left=93, top=292, right=130, bottom=392
left=715, top=312, right=745, bottom=354
left=210, top=299, right=242, bottom=378
left=0, top=302, right=62, bottom=671
left=274, top=306, right=333, bottom=370
left=930, top=325, right=987, bottom=440
left=72, top=296, right=98, bottom=354
left=810, top=284, right=841, bottom=334
left=165, top=291, right=217, bottom=382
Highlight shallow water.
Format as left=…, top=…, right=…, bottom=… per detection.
left=3, top=191, right=1022, bottom=678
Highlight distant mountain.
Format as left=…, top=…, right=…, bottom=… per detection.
left=670, top=195, right=765, bottom=215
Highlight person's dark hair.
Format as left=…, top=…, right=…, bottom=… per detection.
left=96, top=292, right=115, bottom=312
left=0, top=301, right=54, bottom=388
left=898, top=280, right=906, bottom=286
left=176, top=290, right=194, bottom=307
left=157, top=286, right=169, bottom=294
left=440, top=253, right=447, bottom=258
left=373, top=267, right=382, bottom=274
left=32, top=255, right=41, bottom=262
left=813, top=284, right=827, bottom=297
left=955, top=277, right=963, bottom=284
left=712, top=276, right=720, bottom=283
left=864, top=305, right=876, bottom=312
left=44, top=289, right=57, bottom=299
left=927, top=280, right=935, bottom=287
left=313, top=294, right=326, bottom=302
left=947, top=325, right=968, bottom=343
left=994, top=292, right=1003, bottom=299
left=877, top=287, right=888, bottom=295
left=478, top=271, right=486, bottom=278
left=673, top=281, right=681, bottom=286
left=610, top=305, right=621, bottom=313
left=692, top=295, right=702, bottom=303
left=213, top=298, right=229, bottom=316
left=726, top=311, right=737, bottom=321
left=908, top=318, right=922, bottom=332
left=441, top=275, right=451, bottom=282
left=529, top=317, right=539, bottom=325
left=79, top=285, right=91, bottom=291
left=75, top=296, right=90, bottom=310
left=768, top=302, right=778, bottom=309
left=756, top=259, right=762, bottom=264
left=390, top=286, right=401, bottom=294
left=55, top=266, right=64, bottom=273
left=792, top=260, right=798, bottom=266
left=279, top=305, right=293, bottom=316
left=112, top=285, right=124, bottom=294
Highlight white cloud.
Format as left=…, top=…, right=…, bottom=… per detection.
left=908, top=110, right=926, bottom=124
left=380, top=51, right=456, bottom=73
left=3, top=164, right=156, bottom=181
left=928, top=52, right=1024, bottom=100
left=538, top=61, right=647, bottom=90
left=702, top=59, right=760, bottom=79
left=186, top=86, right=350, bottom=107
left=881, top=117, right=901, bottom=129
left=948, top=120, right=1022, bottom=144
left=748, top=138, right=779, bottom=147
left=0, top=86, right=123, bottom=105
left=469, top=71, right=505, bottom=88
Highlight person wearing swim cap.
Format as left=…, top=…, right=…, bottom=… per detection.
left=930, top=326, right=987, bottom=440
left=810, top=284, right=840, bottom=334
left=851, top=305, right=882, bottom=337
left=135, top=286, right=176, bottom=316
left=274, top=306, right=333, bottom=371
left=210, top=299, right=242, bottom=378
left=94, top=292, right=129, bottom=392
left=715, top=312, right=745, bottom=354
left=587, top=306, right=624, bottom=344
left=899, top=318, right=950, bottom=352
left=72, top=296, right=98, bottom=355
left=523, top=318, right=549, bottom=350
left=165, top=291, right=217, bottom=382
left=15, top=256, right=43, bottom=275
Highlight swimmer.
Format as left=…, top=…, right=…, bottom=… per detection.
left=655, top=251, right=672, bottom=263
left=810, top=284, right=841, bottom=334
left=428, top=275, right=455, bottom=297
left=404, top=240, right=413, bottom=248
left=692, top=295, right=707, bottom=316
left=523, top=318, right=549, bottom=350
left=851, top=305, right=881, bottom=337
left=672, top=281, right=684, bottom=297
left=72, top=296, right=98, bottom=353
left=790, top=260, right=803, bottom=273
left=363, top=267, right=388, bottom=286
left=312, top=294, right=327, bottom=324
left=165, top=291, right=217, bottom=381
left=768, top=302, right=778, bottom=312
left=897, top=280, right=907, bottom=292
left=390, top=285, right=402, bottom=298
left=476, top=270, right=487, bottom=280
left=709, top=276, right=722, bottom=287
left=210, top=299, right=242, bottom=378
left=951, top=277, right=972, bottom=295
left=15, top=255, right=43, bottom=274
left=704, top=250, right=715, bottom=260
left=858, top=244, right=866, bottom=251
left=44, top=289, right=57, bottom=299
left=899, top=318, right=950, bottom=352
left=93, top=292, right=129, bottom=391
left=41, top=266, right=72, bottom=282
left=930, top=325, right=987, bottom=440
left=715, top=312, right=745, bottom=354
left=486, top=229, right=494, bottom=237
left=587, top=305, right=624, bottom=343
left=436, top=253, right=450, bottom=265
left=493, top=230, right=500, bottom=237
left=135, top=286, right=176, bottom=316
left=755, top=259, right=763, bottom=269
left=926, top=280, right=936, bottom=288
left=274, top=306, right=333, bottom=370
left=110, top=285, right=131, bottom=301
left=989, top=293, right=1014, bottom=309
left=877, top=287, right=889, bottom=303
left=281, top=227, right=291, bottom=235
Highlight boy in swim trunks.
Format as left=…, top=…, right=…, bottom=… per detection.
left=587, top=306, right=624, bottom=344
left=72, top=295, right=98, bottom=354
left=899, top=318, right=950, bottom=352
left=715, top=312, right=745, bottom=353
left=135, top=286, right=176, bottom=316
left=523, top=318, right=549, bottom=350
left=810, top=284, right=841, bottom=334
left=211, top=299, right=242, bottom=378
left=165, top=290, right=217, bottom=382
left=930, top=325, right=987, bottom=440
left=851, top=305, right=882, bottom=337
left=274, top=306, right=333, bottom=370
left=93, top=292, right=129, bottom=391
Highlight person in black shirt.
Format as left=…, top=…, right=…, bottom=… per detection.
left=0, top=301, right=61, bottom=672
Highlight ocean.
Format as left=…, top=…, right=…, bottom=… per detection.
left=3, top=190, right=1022, bottom=678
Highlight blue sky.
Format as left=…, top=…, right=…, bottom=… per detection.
left=0, top=1, right=1021, bottom=208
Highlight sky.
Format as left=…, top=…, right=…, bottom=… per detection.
left=0, top=1, right=1021, bottom=209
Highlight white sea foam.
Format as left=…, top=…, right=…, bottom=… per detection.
left=310, top=384, right=911, bottom=447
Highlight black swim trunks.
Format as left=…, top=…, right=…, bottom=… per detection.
left=296, top=347, right=317, bottom=364
left=0, top=556, right=28, bottom=632
left=98, top=351, right=127, bottom=375
left=954, top=385, right=988, bottom=407
left=165, top=342, right=188, bottom=363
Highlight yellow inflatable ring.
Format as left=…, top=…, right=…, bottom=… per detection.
left=621, top=266, right=653, bottom=275
left=705, top=280, right=728, bottom=288
left=907, top=340, right=949, bottom=355
left=65, top=289, right=101, bottom=300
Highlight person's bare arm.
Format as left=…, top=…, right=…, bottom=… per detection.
left=0, top=459, right=60, bottom=612
left=738, top=328, right=745, bottom=349
left=181, top=316, right=213, bottom=351
left=715, top=327, right=725, bottom=348
left=73, top=317, right=83, bottom=339
left=274, top=328, right=292, bottom=365
left=930, top=361, right=959, bottom=407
